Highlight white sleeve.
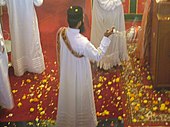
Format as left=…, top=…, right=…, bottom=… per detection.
left=0, top=40, right=4, bottom=54
left=97, top=0, right=122, bottom=11
left=0, top=23, right=4, bottom=54
left=84, top=36, right=111, bottom=62
left=0, top=0, right=6, bottom=6
left=0, top=39, right=4, bottom=46
left=33, top=0, right=43, bottom=7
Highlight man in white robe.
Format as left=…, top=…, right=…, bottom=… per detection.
left=0, top=0, right=45, bottom=76
left=91, top=0, right=129, bottom=70
left=0, top=24, right=14, bottom=109
left=56, top=6, right=114, bottom=127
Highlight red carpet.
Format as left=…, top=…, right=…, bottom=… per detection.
left=1, top=1, right=170, bottom=127
left=0, top=0, right=122, bottom=122
left=0, top=0, right=85, bottom=122
left=121, top=43, right=170, bottom=127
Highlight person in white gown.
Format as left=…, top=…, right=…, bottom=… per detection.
left=0, top=24, right=14, bottom=110
left=0, top=0, right=45, bottom=76
left=56, top=6, right=114, bottom=127
left=91, top=0, right=129, bottom=70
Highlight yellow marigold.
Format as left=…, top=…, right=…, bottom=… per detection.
left=17, top=102, right=22, bottom=108
left=26, top=79, right=31, bottom=83
left=143, top=100, right=148, bottom=104
left=132, top=118, right=137, bottom=123
left=116, top=78, right=120, bottom=83
left=98, top=95, right=102, bottom=99
left=30, top=108, right=34, bottom=112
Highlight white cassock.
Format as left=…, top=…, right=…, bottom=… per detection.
left=56, top=27, right=111, bottom=127
left=91, top=0, right=129, bottom=70
left=0, top=0, right=45, bottom=76
left=0, top=24, right=14, bottom=109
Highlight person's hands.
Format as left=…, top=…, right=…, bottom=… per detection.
left=104, top=26, right=115, bottom=37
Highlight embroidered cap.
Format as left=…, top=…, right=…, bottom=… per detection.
left=67, top=6, right=83, bottom=22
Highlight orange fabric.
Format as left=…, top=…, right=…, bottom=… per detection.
left=56, top=27, right=63, bottom=75
left=56, top=27, right=84, bottom=74
left=56, top=27, right=84, bottom=67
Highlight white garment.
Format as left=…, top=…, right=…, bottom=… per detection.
left=56, top=27, right=111, bottom=127
left=0, top=24, right=14, bottom=109
left=91, top=0, right=129, bottom=70
left=0, top=0, right=45, bottom=76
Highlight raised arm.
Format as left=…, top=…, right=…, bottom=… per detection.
left=0, top=24, right=4, bottom=53
left=97, top=0, right=122, bottom=11
left=0, top=0, right=6, bottom=6
left=33, top=0, right=43, bottom=7
left=84, top=27, right=114, bottom=61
